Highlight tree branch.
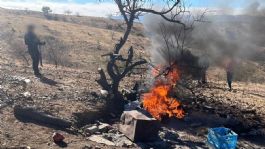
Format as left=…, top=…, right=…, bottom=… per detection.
left=126, top=46, right=134, bottom=67
left=115, top=0, right=129, bottom=25
left=107, top=59, right=118, bottom=80
left=96, top=68, right=111, bottom=90
left=135, top=0, right=180, bottom=15
left=121, top=59, right=147, bottom=78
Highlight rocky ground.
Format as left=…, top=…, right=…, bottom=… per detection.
left=0, top=39, right=265, bottom=149
left=0, top=8, right=265, bottom=149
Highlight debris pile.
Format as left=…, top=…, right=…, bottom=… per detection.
left=81, top=122, right=134, bottom=147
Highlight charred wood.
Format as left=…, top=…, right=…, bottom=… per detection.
left=14, top=105, right=71, bottom=129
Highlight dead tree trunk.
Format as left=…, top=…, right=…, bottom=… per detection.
left=97, top=46, right=147, bottom=113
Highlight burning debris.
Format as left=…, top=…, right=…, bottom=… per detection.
left=143, top=65, right=184, bottom=120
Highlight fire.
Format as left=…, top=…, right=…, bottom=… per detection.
left=143, top=65, right=184, bottom=120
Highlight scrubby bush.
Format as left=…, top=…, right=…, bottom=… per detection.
left=234, top=61, right=265, bottom=83
left=42, top=36, right=71, bottom=68
left=1, top=29, right=30, bottom=66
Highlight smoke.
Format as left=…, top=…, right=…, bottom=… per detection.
left=144, top=1, right=265, bottom=67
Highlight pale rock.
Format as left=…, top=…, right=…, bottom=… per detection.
left=23, top=92, right=31, bottom=98
left=82, top=144, right=93, bottom=149
left=88, top=135, right=115, bottom=146
left=100, top=90, right=108, bottom=97
left=24, top=79, right=31, bottom=84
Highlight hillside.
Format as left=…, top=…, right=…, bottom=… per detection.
left=0, top=7, right=148, bottom=68
left=0, top=7, right=265, bottom=149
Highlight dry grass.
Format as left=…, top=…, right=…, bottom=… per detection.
left=0, top=7, right=149, bottom=70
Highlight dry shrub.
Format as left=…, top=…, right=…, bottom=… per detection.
left=42, top=36, right=71, bottom=68
left=1, top=28, right=30, bottom=66
left=9, top=39, right=30, bottom=66
left=234, top=61, right=265, bottom=83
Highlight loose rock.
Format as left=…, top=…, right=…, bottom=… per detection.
left=85, top=125, right=98, bottom=135
left=82, top=144, right=93, bottom=149
left=22, top=92, right=31, bottom=98
left=98, top=123, right=110, bottom=133
left=88, top=135, right=115, bottom=146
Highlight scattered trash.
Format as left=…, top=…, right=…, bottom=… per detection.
left=52, top=132, right=65, bottom=143
left=83, top=122, right=111, bottom=136
left=82, top=121, right=134, bottom=147
left=124, top=101, right=141, bottom=111
left=22, top=92, right=31, bottom=98
left=24, top=79, right=31, bottom=84
left=98, top=122, right=110, bottom=132
left=52, top=132, right=67, bottom=147
left=85, top=125, right=99, bottom=135
left=119, top=110, right=160, bottom=142
left=207, top=127, right=238, bottom=149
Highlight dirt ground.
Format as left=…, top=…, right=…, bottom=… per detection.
left=0, top=8, right=265, bottom=149
left=0, top=42, right=265, bottom=149
left=0, top=43, right=140, bottom=149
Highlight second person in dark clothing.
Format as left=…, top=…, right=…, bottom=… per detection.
left=226, top=59, right=235, bottom=91
left=24, top=25, right=45, bottom=77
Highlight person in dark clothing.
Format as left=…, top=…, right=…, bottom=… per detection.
left=201, top=67, right=208, bottom=84
left=24, top=25, right=45, bottom=76
left=227, top=71, right=233, bottom=91
left=198, top=56, right=210, bottom=85
left=226, top=59, right=235, bottom=91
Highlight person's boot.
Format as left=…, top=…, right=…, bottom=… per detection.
left=229, top=84, right=232, bottom=92
left=34, top=72, right=42, bottom=77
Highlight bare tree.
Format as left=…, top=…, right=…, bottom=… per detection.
left=97, top=0, right=190, bottom=112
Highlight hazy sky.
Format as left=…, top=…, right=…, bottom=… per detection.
left=0, top=0, right=264, bottom=17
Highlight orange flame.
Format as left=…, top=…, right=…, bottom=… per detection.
left=143, top=66, right=184, bottom=120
